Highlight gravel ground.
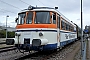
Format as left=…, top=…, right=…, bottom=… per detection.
left=0, top=44, right=14, bottom=48
left=0, top=49, right=29, bottom=60
left=74, top=49, right=81, bottom=60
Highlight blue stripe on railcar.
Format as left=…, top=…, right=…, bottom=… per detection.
left=16, top=30, right=76, bottom=33
left=60, top=39, right=76, bottom=47
left=32, top=43, right=57, bottom=51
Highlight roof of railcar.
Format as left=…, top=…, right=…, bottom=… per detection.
left=19, top=7, right=76, bottom=27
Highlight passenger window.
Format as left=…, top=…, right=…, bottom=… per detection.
left=71, top=26, right=74, bottom=31
left=70, top=26, right=72, bottom=31
left=66, top=23, right=69, bottom=31
left=66, top=23, right=68, bottom=30
left=72, top=27, right=74, bottom=31
left=69, top=26, right=71, bottom=31
left=61, top=20, right=65, bottom=30
left=68, top=25, right=70, bottom=31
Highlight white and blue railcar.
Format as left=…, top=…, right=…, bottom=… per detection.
left=6, top=6, right=77, bottom=52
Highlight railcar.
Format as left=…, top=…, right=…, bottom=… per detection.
left=6, top=6, right=77, bottom=52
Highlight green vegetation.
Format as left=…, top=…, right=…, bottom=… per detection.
left=0, top=30, right=15, bottom=38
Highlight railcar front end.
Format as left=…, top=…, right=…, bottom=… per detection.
left=6, top=6, right=60, bottom=51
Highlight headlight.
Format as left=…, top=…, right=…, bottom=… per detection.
left=39, top=32, right=43, bottom=36
left=15, top=33, right=21, bottom=36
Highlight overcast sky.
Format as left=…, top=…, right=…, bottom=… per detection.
left=0, top=0, right=90, bottom=29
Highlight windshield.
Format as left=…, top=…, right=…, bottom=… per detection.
left=35, top=11, right=50, bottom=24
left=26, top=12, right=33, bottom=24
left=18, top=13, right=26, bottom=24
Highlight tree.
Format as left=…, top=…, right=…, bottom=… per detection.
left=0, top=30, right=15, bottom=38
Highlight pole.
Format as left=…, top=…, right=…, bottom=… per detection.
left=81, top=0, right=83, bottom=57
left=6, top=15, right=9, bottom=39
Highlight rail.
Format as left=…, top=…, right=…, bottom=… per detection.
left=0, top=46, right=16, bottom=53
left=0, top=42, right=6, bottom=44
left=0, top=38, right=16, bottom=53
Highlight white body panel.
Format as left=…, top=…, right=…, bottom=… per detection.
left=15, top=28, right=57, bottom=44
left=60, top=30, right=77, bottom=42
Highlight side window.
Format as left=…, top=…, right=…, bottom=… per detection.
left=69, top=25, right=73, bottom=31
left=69, top=25, right=71, bottom=31
left=52, top=13, right=56, bottom=24
left=66, top=23, right=69, bottom=31
left=71, top=26, right=74, bottom=31
left=67, top=24, right=69, bottom=31
left=66, top=23, right=68, bottom=30
left=72, top=27, right=74, bottom=31
left=61, top=20, right=65, bottom=30
left=69, top=25, right=70, bottom=31
left=71, top=26, right=73, bottom=31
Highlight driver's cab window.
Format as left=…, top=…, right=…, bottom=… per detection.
left=26, top=12, right=33, bottom=24
left=52, top=13, right=56, bottom=24
left=18, top=13, right=26, bottom=24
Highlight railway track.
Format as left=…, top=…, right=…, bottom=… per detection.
left=0, top=42, right=6, bottom=44
left=0, top=46, right=17, bottom=53
left=15, top=40, right=80, bottom=60
left=0, top=40, right=16, bottom=53
left=0, top=39, right=80, bottom=60
left=15, top=51, right=55, bottom=60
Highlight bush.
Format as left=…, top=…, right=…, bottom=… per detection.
left=0, top=30, right=15, bottom=38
